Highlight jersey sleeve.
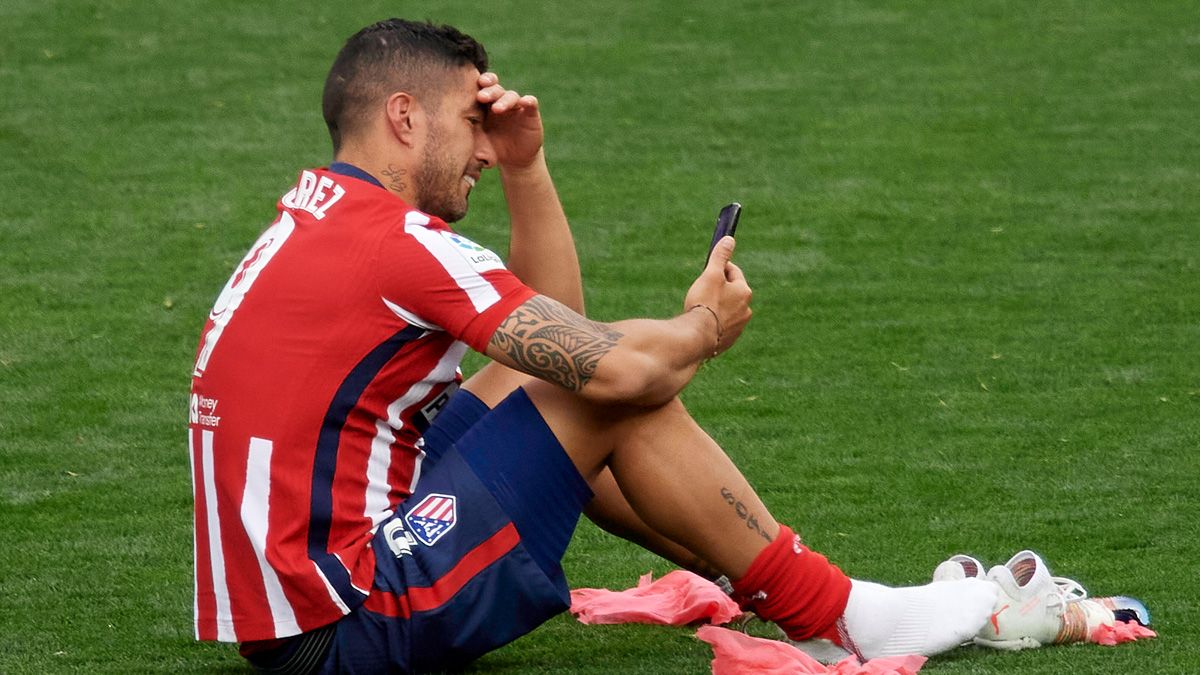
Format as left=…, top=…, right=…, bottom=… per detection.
left=377, top=212, right=536, bottom=352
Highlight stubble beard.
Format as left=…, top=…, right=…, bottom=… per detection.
left=415, top=126, right=470, bottom=223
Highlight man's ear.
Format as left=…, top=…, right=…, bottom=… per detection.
left=385, top=92, right=421, bottom=147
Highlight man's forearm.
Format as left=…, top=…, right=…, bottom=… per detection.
left=599, top=308, right=718, bottom=404
left=484, top=236, right=747, bottom=406
left=500, top=150, right=585, bottom=313
left=486, top=296, right=718, bottom=406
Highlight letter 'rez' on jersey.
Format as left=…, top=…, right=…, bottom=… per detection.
left=189, top=168, right=535, bottom=642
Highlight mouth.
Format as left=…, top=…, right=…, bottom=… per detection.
left=463, top=175, right=477, bottom=188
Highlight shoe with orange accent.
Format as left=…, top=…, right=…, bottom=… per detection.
left=973, top=550, right=1131, bottom=650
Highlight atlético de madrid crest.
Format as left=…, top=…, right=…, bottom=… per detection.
left=404, top=493, right=457, bottom=545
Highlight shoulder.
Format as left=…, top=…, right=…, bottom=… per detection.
left=398, top=218, right=508, bottom=276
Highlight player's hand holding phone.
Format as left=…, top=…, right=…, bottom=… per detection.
left=684, top=204, right=751, bottom=356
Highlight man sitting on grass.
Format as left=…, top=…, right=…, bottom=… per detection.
left=187, top=18, right=996, bottom=673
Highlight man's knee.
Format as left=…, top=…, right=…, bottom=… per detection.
left=519, top=380, right=690, bottom=475
left=523, top=378, right=685, bottom=430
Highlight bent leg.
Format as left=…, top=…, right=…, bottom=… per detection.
left=464, top=362, right=724, bottom=577
left=520, top=378, right=997, bottom=661
left=523, top=380, right=777, bottom=579
left=586, top=468, right=722, bottom=580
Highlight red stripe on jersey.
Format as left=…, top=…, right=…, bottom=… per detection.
left=362, top=523, right=521, bottom=618
left=213, top=435, right=272, bottom=642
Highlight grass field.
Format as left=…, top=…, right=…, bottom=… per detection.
left=2, top=1, right=1198, bottom=672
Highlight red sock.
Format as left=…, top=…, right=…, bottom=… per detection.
left=730, top=525, right=852, bottom=642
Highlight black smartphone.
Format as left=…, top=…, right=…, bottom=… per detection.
left=706, top=202, right=741, bottom=265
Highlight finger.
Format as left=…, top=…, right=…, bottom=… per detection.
left=501, top=94, right=540, bottom=118
left=491, top=89, right=522, bottom=113
left=724, top=261, right=746, bottom=283
left=478, top=71, right=499, bottom=87
left=706, top=236, right=735, bottom=274
left=477, top=84, right=507, bottom=102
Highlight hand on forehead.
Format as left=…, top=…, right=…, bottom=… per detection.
left=475, top=71, right=538, bottom=115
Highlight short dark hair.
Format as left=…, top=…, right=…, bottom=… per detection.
left=322, top=19, right=489, bottom=153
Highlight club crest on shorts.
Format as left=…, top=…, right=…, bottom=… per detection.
left=404, top=493, right=457, bottom=545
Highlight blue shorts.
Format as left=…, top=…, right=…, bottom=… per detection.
left=319, top=387, right=593, bottom=673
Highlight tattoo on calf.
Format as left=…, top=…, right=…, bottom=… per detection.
left=490, top=296, right=624, bottom=391
left=720, top=487, right=774, bottom=542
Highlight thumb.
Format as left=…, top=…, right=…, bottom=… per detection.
left=706, top=236, right=736, bottom=272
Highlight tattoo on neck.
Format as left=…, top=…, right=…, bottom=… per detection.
left=720, top=487, right=774, bottom=542
left=489, top=295, right=624, bottom=392
left=381, top=165, right=407, bottom=192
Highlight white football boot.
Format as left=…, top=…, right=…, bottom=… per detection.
left=932, top=554, right=987, bottom=583
left=932, top=551, right=1153, bottom=650
left=974, top=550, right=1112, bottom=650
left=933, top=551, right=1088, bottom=600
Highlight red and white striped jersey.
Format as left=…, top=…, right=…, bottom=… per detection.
left=188, top=165, right=535, bottom=642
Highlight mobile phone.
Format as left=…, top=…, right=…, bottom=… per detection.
left=706, top=202, right=741, bottom=264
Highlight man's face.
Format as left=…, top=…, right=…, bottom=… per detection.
left=413, top=66, right=493, bottom=222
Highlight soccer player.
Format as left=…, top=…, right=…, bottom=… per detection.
left=188, top=18, right=998, bottom=673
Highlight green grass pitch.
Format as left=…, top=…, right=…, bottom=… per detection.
left=2, top=1, right=1197, bottom=672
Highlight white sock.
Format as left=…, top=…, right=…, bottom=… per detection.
left=839, top=578, right=998, bottom=659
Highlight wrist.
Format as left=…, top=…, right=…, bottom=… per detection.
left=687, top=304, right=721, bottom=359
left=498, top=149, right=547, bottom=178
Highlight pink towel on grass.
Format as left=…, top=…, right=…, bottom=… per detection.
left=569, top=571, right=743, bottom=626
left=697, top=626, right=927, bottom=675
left=1090, top=620, right=1157, bottom=645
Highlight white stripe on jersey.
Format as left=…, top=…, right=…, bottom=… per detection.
left=408, top=447, right=426, bottom=495
left=364, top=341, right=469, bottom=528
left=241, top=437, right=302, bottom=637
left=189, top=432, right=200, bottom=640
left=403, top=212, right=501, bottom=314
left=365, top=421, right=395, bottom=530
left=381, top=297, right=442, bottom=331
left=201, top=429, right=237, bottom=641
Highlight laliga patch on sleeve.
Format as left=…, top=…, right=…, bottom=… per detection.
left=440, top=231, right=506, bottom=273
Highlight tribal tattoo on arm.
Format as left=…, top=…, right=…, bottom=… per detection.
left=489, top=295, right=625, bottom=391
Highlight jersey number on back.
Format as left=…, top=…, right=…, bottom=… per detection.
left=193, top=213, right=296, bottom=377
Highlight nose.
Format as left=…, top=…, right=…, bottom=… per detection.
left=474, top=128, right=496, bottom=169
